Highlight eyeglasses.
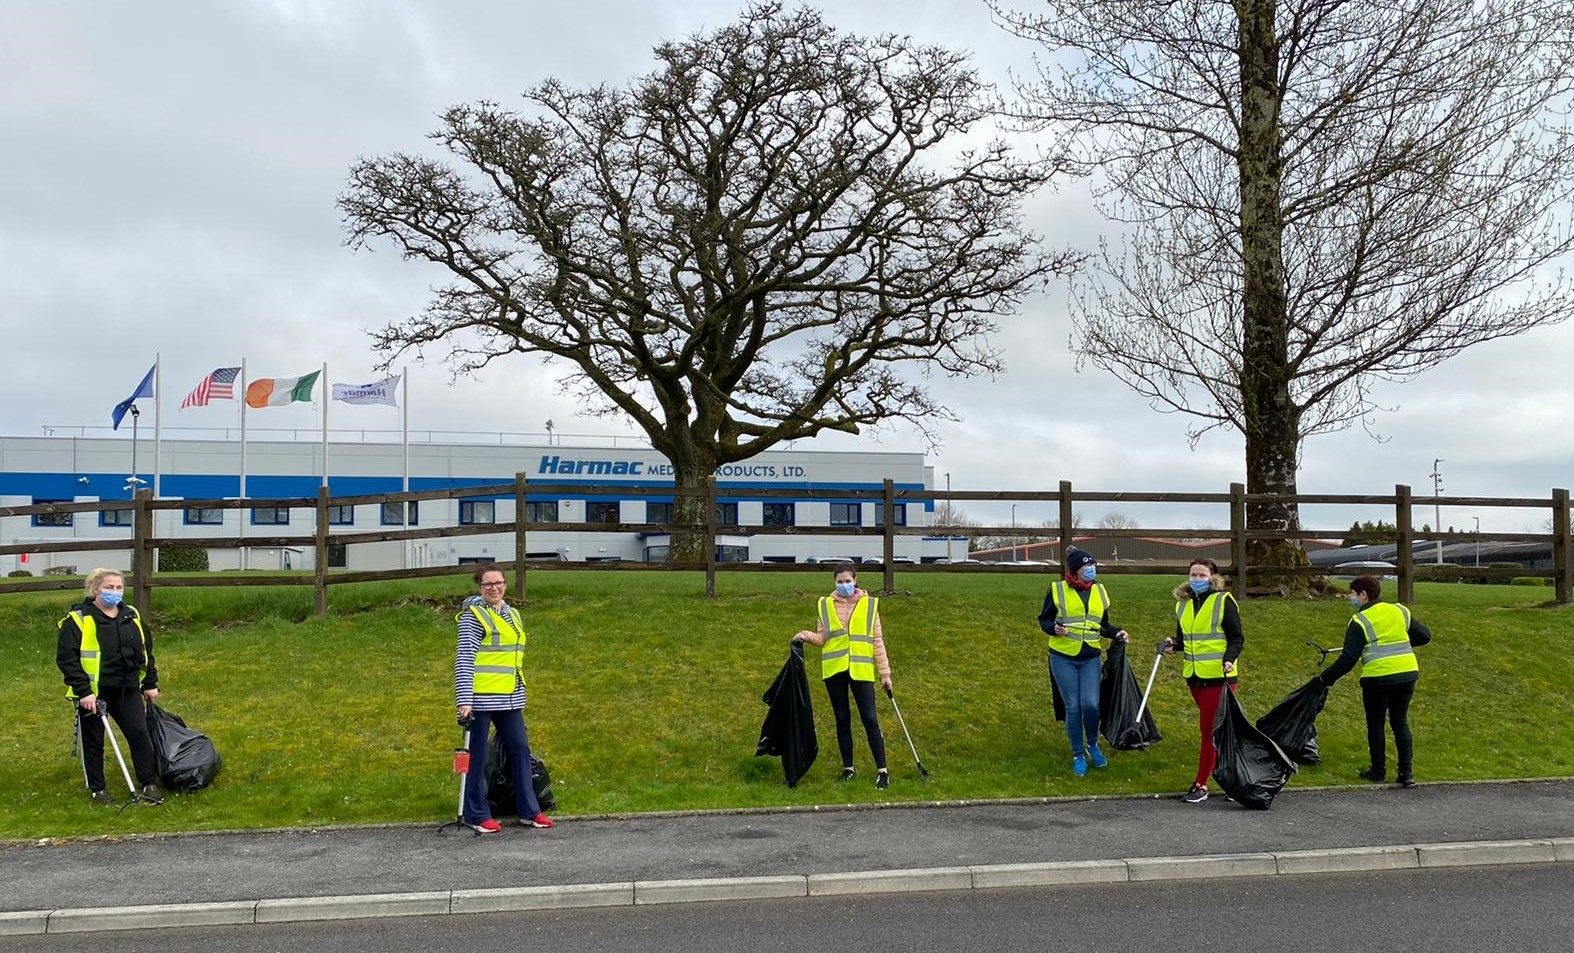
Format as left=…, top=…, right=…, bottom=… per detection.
left=480, top=581, right=506, bottom=589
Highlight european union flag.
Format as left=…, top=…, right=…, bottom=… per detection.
left=111, top=363, right=156, bottom=431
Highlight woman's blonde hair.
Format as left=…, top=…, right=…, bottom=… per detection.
left=84, top=568, right=125, bottom=599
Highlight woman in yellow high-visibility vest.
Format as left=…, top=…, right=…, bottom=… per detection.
left=1162, top=557, right=1243, bottom=804
left=1038, top=548, right=1130, bottom=777
left=1316, top=574, right=1432, bottom=787
left=793, top=562, right=893, bottom=789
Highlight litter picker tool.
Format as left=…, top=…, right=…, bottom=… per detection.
left=884, top=686, right=929, bottom=783
left=1306, top=641, right=1338, bottom=666
left=438, top=715, right=480, bottom=837
left=1115, top=642, right=1165, bottom=749
left=98, top=702, right=140, bottom=811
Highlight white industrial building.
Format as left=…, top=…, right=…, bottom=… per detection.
left=0, top=435, right=964, bottom=573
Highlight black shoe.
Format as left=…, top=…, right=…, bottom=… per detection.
left=874, top=771, right=889, bottom=790
left=836, top=768, right=856, bottom=783
left=1182, top=784, right=1208, bottom=804
left=139, top=785, right=165, bottom=806
left=1357, top=767, right=1386, bottom=783
left=89, top=790, right=116, bottom=806
left=1396, top=774, right=1417, bottom=788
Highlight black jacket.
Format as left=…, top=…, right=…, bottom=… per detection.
left=1171, top=583, right=1244, bottom=686
left=1038, top=581, right=1122, bottom=661
left=1320, top=602, right=1432, bottom=687
left=56, top=600, right=157, bottom=697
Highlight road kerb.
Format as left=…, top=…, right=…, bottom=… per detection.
left=1551, top=837, right=1574, bottom=863
left=46, top=901, right=258, bottom=934
left=1273, top=845, right=1419, bottom=875
left=254, top=891, right=451, bottom=923
left=0, top=911, right=48, bottom=937
left=1415, top=839, right=1558, bottom=868
left=969, top=860, right=1129, bottom=890
left=635, top=875, right=807, bottom=905
left=808, top=867, right=973, bottom=896
left=450, top=882, right=634, bottom=914
left=1126, top=852, right=1278, bottom=882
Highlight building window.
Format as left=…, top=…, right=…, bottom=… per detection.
left=524, top=501, right=558, bottom=523
left=31, top=500, right=73, bottom=528
left=874, top=503, right=907, bottom=527
left=830, top=503, right=861, bottom=526
left=647, top=502, right=674, bottom=525
left=381, top=502, right=418, bottom=526
left=716, top=544, right=749, bottom=562
left=328, top=504, right=355, bottom=526
left=99, top=507, right=133, bottom=528
left=251, top=506, right=290, bottom=526
left=459, top=499, right=496, bottom=525
left=763, top=502, right=795, bottom=527
left=714, top=502, right=738, bottom=526
left=587, top=501, right=620, bottom=524
left=184, top=507, right=223, bottom=525
left=327, top=542, right=347, bottom=569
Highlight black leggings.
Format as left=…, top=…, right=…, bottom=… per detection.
left=1361, top=679, right=1417, bottom=776
left=77, top=687, right=159, bottom=791
left=824, top=673, right=887, bottom=770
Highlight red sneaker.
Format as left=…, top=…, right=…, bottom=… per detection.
left=524, top=813, right=554, bottom=829
left=471, top=818, right=503, bottom=834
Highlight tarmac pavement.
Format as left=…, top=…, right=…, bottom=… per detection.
left=3, top=779, right=1572, bottom=936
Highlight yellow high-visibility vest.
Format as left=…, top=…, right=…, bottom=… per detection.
left=1175, top=591, right=1240, bottom=680
left=60, top=607, right=147, bottom=699
left=1049, top=581, right=1110, bottom=656
left=1353, top=603, right=1419, bottom=678
left=818, top=595, right=878, bottom=682
left=460, top=603, right=526, bottom=695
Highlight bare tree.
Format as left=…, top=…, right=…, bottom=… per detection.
left=932, top=502, right=978, bottom=529
left=996, top=0, right=1574, bottom=592
left=341, top=3, right=1077, bottom=560
left=1095, top=511, right=1139, bottom=531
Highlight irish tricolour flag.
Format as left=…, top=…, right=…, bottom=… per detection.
left=245, top=370, right=321, bottom=409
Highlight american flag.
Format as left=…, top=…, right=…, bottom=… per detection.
left=180, top=367, right=241, bottom=409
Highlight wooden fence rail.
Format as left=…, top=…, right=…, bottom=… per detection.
left=2, top=475, right=1568, bottom=611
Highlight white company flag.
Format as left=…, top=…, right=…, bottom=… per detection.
left=331, top=374, right=401, bottom=407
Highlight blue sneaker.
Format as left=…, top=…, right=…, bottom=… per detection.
left=1088, top=744, right=1108, bottom=769
left=1072, top=755, right=1088, bottom=777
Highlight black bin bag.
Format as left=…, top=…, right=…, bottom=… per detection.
left=1211, top=689, right=1296, bottom=810
left=1255, top=677, right=1328, bottom=765
left=1100, top=639, right=1162, bottom=750
left=485, top=738, right=557, bottom=815
left=756, top=642, right=818, bottom=787
left=144, top=703, right=222, bottom=792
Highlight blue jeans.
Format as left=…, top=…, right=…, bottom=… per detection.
left=1049, top=652, right=1102, bottom=757
left=463, top=708, right=541, bottom=824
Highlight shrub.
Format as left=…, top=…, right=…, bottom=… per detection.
left=6, top=569, right=32, bottom=578
left=157, top=547, right=210, bottom=573
left=1510, top=576, right=1550, bottom=587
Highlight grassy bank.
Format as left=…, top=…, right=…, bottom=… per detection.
left=2, top=573, right=1570, bottom=838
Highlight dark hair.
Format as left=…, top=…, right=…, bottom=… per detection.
left=472, top=563, right=505, bottom=584
left=1189, top=558, right=1219, bottom=574
left=833, top=562, right=858, bottom=578
left=1350, top=575, right=1382, bottom=601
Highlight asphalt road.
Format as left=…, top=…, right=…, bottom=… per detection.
left=5, top=864, right=1569, bottom=953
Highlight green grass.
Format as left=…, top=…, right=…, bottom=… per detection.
left=2, top=573, right=1570, bottom=839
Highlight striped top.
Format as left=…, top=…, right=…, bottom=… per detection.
left=454, top=598, right=526, bottom=711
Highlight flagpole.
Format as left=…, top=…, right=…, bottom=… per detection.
left=152, top=354, right=163, bottom=498
left=402, top=368, right=410, bottom=570
left=239, top=358, right=248, bottom=572
left=321, top=362, right=329, bottom=489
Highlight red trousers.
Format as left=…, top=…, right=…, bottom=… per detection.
left=1189, top=682, right=1237, bottom=787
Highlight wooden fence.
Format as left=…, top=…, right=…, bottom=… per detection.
left=1, top=477, right=1568, bottom=610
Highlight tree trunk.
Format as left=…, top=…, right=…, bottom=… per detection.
left=1236, top=0, right=1314, bottom=596
left=667, top=462, right=713, bottom=564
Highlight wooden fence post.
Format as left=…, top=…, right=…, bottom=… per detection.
left=1553, top=487, right=1571, bottom=605
left=1395, top=484, right=1414, bottom=604
left=705, top=475, right=718, bottom=600
left=1229, top=482, right=1247, bottom=594
left=313, top=486, right=329, bottom=616
left=514, top=471, right=528, bottom=599
left=1058, top=480, right=1074, bottom=568
left=882, top=479, right=895, bottom=593
left=132, top=489, right=153, bottom=613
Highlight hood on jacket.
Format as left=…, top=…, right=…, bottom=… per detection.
left=1173, top=574, right=1227, bottom=601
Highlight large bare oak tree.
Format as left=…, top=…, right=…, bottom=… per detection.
left=341, top=3, right=1075, bottom=560
left=996, top=0, right=1574, bottom=592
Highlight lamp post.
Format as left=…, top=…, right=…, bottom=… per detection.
left=1430, top=458, right=1445, bottom=565
left=945, top=472, right=952, bottom=563
left=1011, top=504, right=1019, bottom=562
left=1473, top=516, right=1481, bottom=568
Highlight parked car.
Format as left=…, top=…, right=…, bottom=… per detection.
left=1332, top=560, right=1397, bottom=581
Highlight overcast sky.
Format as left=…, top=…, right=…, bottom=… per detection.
left=2, top=0, right=1569, bottom=535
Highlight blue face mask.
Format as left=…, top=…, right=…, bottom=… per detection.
left=835, top=582, right=857, bottom=597
left=1189, top=578, right=1210, bottom=594
left=1079, top=566, right=1097, bottom=582
left=1350, top=594, right=1362, bottom=608
left=99, top=590, right=124, bottom=607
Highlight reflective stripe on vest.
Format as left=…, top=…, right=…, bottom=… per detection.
left=819, top=595, right=878, bottom=682
left=1354, top=602, right=1418, bottom=678
left=1175, top=591, right=1239, bottom=680
left=464, top=604, right=525, bottom=695
left=1049, top=581, right=1109, bottom=656
left=59, top=608, right=147, bottom=699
